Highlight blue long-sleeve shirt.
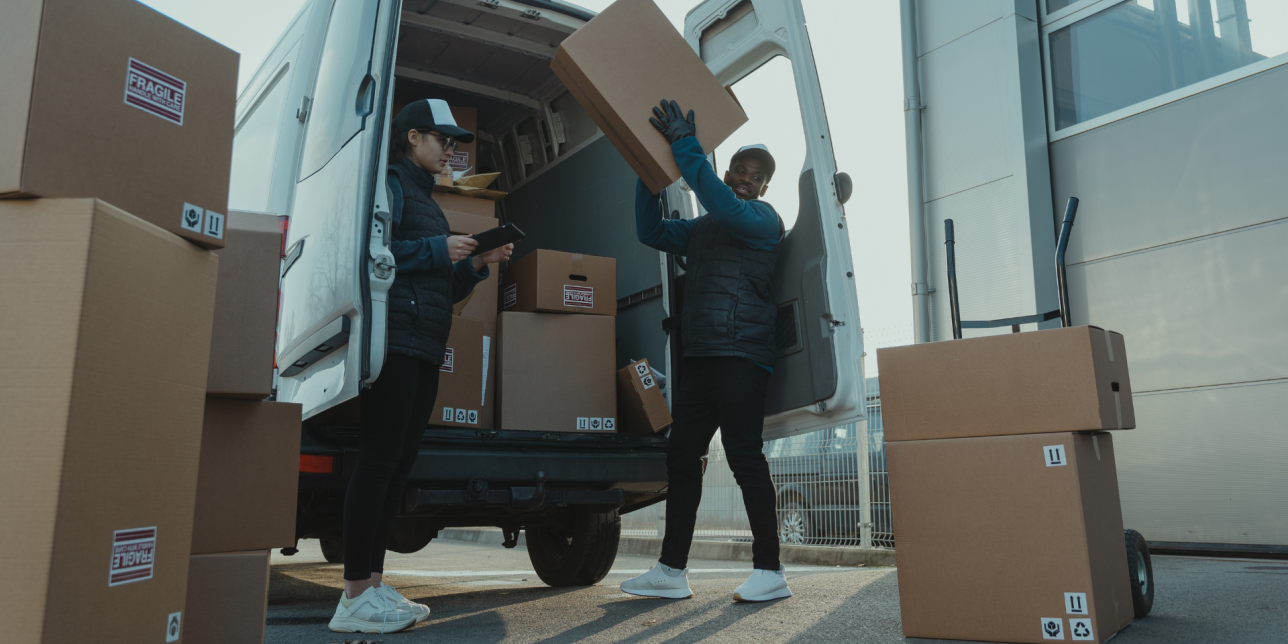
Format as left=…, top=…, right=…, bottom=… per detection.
left=387, top=173, right=488, bottom=303
left=636, top=137, right=782, bottom=256
left=636, top=137, right=782, bottom=372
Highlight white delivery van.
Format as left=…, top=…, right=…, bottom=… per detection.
left=230, top=0, right=864, bottom=585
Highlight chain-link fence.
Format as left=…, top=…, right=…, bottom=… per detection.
left=622, top=378, right=892, bottom=549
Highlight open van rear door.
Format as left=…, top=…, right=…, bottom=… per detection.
left=276, top=0, right=400, bottom=419
left=684, top=0, right=864, bottom=438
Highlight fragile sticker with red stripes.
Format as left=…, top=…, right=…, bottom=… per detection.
left=109, top=526, right=157, bottom=586
left=124, top=58, right=186, bottom=125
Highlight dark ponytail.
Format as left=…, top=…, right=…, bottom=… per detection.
left=388, top=126, right=413, bottom=165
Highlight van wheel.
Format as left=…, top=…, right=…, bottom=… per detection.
left=526, top=509, right=621, bottom=586
left=1125, top=529, right=1154, bottom=617
left=320, top=537, right=344, bottom=564
left=778, top=500, right=812, bottom=545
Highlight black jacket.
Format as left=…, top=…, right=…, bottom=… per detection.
left=385, top=158, right=487, bottom=365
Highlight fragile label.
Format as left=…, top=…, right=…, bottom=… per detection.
left=564, top=285, right=593, bottom=308
left=641, top=374, right=656, bottom=389
left=180, top=203, right=204, bottom=234
left=1065, top=592, right=1088, bottom=615
left=203, top=210, right=225, bottom=239
left=1069, top=618, right=1094, bottom=641
left=109, top=526, right=157, bottom=586
left=441, top=348, right=455, bottom=372
left=467, top=409, right=478, bottom=425
left=124, top=58, right=186, bottom=125
left=1041, top=617, right=1065, bottom=640
left=503, top=284, right=518, bottom=309
left=602, top=418, right=616, bottom=431
left=165, top=612, right=182, bottom=642
left=589, top=418, right=603, bottom=430
left=1044, top=445, right=1068, bottom=467
left=449, top=152, right=470, bottom=171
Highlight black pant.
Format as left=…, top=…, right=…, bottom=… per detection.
left=660, top=356, right=780, bottom=570
left=343, top=352, right=440, bottom=581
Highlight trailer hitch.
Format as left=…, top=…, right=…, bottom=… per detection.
left=511, top=471, right=547, bottom=511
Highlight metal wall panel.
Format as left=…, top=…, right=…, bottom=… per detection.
left=919, top=22, right=1013, bottom=202
left=1116, top=380, right=1288, bottom=545
left=915, top=0, right=1009, bottom=56
left=925, top=177, right=1029, bottom=341
left=1067, top=218, right=1288, bottom=393
left=1051, top=64, right=1288, bottom=265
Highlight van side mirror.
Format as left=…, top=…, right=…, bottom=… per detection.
left=834, top=172, right=853, bottom=205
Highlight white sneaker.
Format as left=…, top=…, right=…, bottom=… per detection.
left=381, top=584, right=430, bottom=623
left=733, top=566, right=792, bottom=602
left=328, top=586, right=417, bottom=634
left=620, top=562, right=694, bottom=599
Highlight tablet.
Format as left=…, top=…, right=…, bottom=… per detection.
left=468, top=223, right=526, bottom=256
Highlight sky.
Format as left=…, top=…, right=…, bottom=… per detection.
left=139, top=0, right=917, bottom=375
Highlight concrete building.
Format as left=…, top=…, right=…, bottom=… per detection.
left=901, top=0, right=1286, bottom=552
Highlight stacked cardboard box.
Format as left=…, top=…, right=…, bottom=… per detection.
left=1, top=2, right=240, bottom=641
left=496, top=250, right=619, bottom=432
left=442, top=208, right=500, bottom=428
left=877, top=326, right=1137, bottom=644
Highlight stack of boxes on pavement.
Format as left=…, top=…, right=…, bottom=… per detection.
left=878, top=326, right=1137, bottom=644
left=1, top=1, right=297, bottom=641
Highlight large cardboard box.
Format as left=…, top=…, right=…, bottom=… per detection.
left=877, top=326, right=1134, bottom=442
left=207, top=211, right=282, bottom=398
left=191, top=399, right=301, bottom=555
left=435, top=189, right=497, bottom=218
left=183, top=550, right=271, bottom=644
left=0, top=198, right=217, bottom=643
left=432, top=317, right=489, bottom=428
left=1, top=0, right=239, bottom=249
left=497, top=312, right=617, bottom=432
left=551, top=0, right=748, bottom=193
left=617, top=359, right=671, bottom=434
left=888, top=432, right=1134, bottom=644
left=500, top=249, right=617, bottom=317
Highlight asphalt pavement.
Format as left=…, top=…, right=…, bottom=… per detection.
left=267, top=539, right=1287, bottom=644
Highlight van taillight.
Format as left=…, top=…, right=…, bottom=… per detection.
left=300, top=454, right=334, bottom=473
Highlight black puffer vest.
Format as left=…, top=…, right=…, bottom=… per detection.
left=681, top=211, right=784, bottom=365
left=386, top=159, right=454, bottom=365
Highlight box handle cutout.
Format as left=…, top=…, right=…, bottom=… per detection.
left=1111, top=382, right=1120, bottom=392
left=569, top=274, right=588, bottom=281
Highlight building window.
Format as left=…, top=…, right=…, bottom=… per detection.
left=1049, top=0, right=1288, bottom=130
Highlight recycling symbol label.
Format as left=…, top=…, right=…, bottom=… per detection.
left=1041, top=617, right=1065, bottom=640
left=180, top=203, right=203, bottom=233
left=603, top=418, right=615, bottom=431
left=634, top=362, right=649, bottom=377
left=1069, top=618, right=1094, bottom=641
left=165, top=612, right=182, bottom=642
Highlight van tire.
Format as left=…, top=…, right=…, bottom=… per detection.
left=526, top=509, right=621, bottom=586
left=1125, top=529, right=1154, bottom=617
left=320, top=537, right=344, bottom=564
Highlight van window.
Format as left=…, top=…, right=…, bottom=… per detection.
left=712, top=56, right=807, bottom=228
left=228, top=65, right=291, bottom=212
left=297, top=0, right=379, bottom=180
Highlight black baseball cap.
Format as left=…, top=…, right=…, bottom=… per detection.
left=729, top=144, right=776, bottom=181
left=394, top=99, right=475, bottom=143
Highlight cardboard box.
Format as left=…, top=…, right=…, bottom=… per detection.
left=888, top=432, right=1134, bottom=643
left=877, top=326, right=1135, bottom=442
left=432, top=316, right=489, bottom=428
left=500, top=249, right=617, bottom=317
left=444, top=211, right=499, bottom=428
left=191, top=399, right=301, bottom=555
left=183, top=550, right=271, bottom=644
left=1, top=0, right=238, bottom=249
left=617, top=359, right=671, bottom=434
left=497, top=312, right=616, bottom=432
left=551, top=0, right=748, bottom=193
left=207, top=211, right=282, bottom=398
left=450, top=105, right=477, bottom=176
left=436, top=189, right=498, bottom=218
left=0, top=198, right=217, bottom=643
